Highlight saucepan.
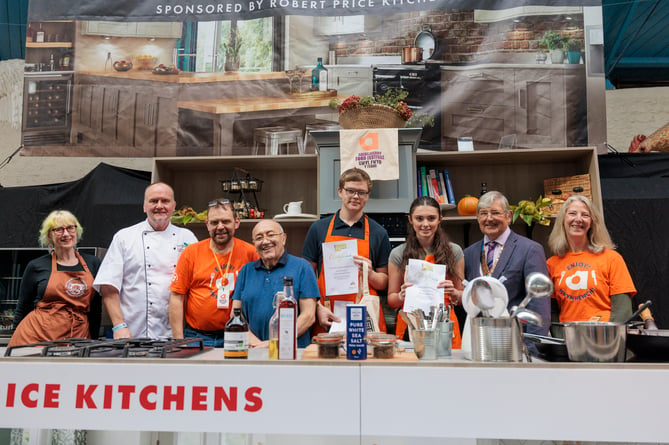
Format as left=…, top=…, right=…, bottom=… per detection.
left=558, top=300, right=652, bottom=362
left=401, top=47, right=423, bottom=64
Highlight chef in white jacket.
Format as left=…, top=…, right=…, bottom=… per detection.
left=94, top=182, right=197, bottom=339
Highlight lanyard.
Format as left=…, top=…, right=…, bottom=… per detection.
left=210, top=241, right=235, bottom=287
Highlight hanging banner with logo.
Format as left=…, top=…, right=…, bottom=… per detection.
left=340, top=129, right=399, bottom=180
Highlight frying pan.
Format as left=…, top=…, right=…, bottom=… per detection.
left=626, top=328, right=669, bottom=362
left=414, top=24, right=437, bottom=61
left=523, top=333, right=569, bottom=362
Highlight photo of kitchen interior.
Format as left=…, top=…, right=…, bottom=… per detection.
left=19, top=6, right=604, bottom=158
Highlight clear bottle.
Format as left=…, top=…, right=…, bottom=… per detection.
left=278, top=276, right=297, bottom=360
left=224, top=307, right=249, bottom=359
left=268, top=291, right=284, bottom=360
left=35, top=23, right=45, bottom=43
left=311, top=57, right=328, bottom=92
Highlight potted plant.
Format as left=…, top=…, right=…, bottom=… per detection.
left=223, top=27, right=242, bottom=72
left=329, top=88, right=413, bottom=129
left=540, top=31, right=569, bottom=64
left=509, top=196, right=552, bottom=238
left=566, top=38, right=582, bottom=64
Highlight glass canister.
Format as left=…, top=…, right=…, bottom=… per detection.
left=313, top=333, right=343, bottom=359
left=368, top=333, right=397, bottom=359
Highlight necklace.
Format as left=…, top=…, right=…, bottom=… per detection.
left=480, top=241, right=504, bottom=276
left=210, top=240, right=235, bottom=288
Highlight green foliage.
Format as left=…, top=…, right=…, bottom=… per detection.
left=540, top=31, right=569, bottom=50
left=566, top=39, right=581, bottom=52
left=509, top=196, right=553, bottom=227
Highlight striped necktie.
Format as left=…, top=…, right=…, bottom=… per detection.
left=486, top=241, right=497, bottom=270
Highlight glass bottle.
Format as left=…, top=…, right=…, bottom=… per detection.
left=311, top=57, right=328, bottom=92
left=224, top=308, right=249, bottom=359
left=35, top=23, right=45, bottom=43
left=480, top=182, right=488, bottom=196
left=278, top=276, right=297, bottom=360
left=26, top=23, right=34, bottom=43
left=268, top=291, right=285, bottom=360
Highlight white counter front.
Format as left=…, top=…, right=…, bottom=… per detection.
left=1, top=348, right=669, bottom=443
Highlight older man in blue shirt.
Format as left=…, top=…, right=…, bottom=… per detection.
left=232, top=220, right=319, bottom=348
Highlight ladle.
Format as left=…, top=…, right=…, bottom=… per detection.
left=513, top=308, right=544, bottom=327
left=512, top=272, right=553, bottom=316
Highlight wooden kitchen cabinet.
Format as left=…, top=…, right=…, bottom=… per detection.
left=152, top=155, right=319, bottom=255
left=81, top=21, right=182, bottom=38
left=441, top=65, right=586, bottom=150
left=416, top=146, right=601, bottom=251
left=73, top=75, right=177, bottom=156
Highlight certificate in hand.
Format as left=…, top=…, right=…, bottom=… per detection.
left=402, top=259, right=447, bottom=313
left=322, top=239, right=358, bottom=296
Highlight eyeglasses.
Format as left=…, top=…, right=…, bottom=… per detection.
left=477, top=210, right=506, bottom=218
left=51, top=225, right=77, bottom=235
left=343, top=188, right=370, bottom=197
left=208, top=199, right=231, bottom=208
left=253, top=231, right=284, bottom=243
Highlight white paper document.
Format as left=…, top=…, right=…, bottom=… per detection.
left=402, top=259, right=447, bottom=313
left=322, top=239, right=358, bottom=296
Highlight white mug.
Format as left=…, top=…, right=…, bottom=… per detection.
left=283, top=201, right=303, bottom=215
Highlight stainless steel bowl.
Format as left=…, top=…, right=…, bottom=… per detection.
left=563, top=322, right=626, bottom=362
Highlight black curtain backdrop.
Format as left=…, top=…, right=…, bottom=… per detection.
left=0, top=163, right=150, bottom=248
left=598, top=152, right=669, bottom=328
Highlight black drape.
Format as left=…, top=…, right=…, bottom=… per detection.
left=599, top=152, right=669, bottom=328
left=0, top=163, right=150, bottom=248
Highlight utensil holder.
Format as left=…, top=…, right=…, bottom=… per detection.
left=411, top=328, right=439, bottom=360
left=471, top=317, right=522, bottom=362
left=437, top=321, right=453, bottom=357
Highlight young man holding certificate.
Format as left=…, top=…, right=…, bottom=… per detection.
left=302, top=168, right=392, bottom=332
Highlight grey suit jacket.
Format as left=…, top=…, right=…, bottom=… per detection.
left=464, top=230, right=550, bottom=339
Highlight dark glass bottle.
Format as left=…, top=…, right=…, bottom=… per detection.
left=311, top=57, right=328, bottom=92
left=278, top=276, right=297, bottom=360
left=224, top=308, right=249, bottom=359
left=480, top=182, right=488, bottom=196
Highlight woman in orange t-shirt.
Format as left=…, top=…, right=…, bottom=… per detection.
left=388, top=197, right=464, bottom=347
left=547, top=195, right=636, bottom=324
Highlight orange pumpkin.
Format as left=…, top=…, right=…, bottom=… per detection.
left=457, top=196, right=479, bottom=216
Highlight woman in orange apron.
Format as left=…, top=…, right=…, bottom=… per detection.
left=316, top=215, right=387, bottom=334
left=387, top=197, right=464, bottom=348
left=9, top=211, right=101, bottom=347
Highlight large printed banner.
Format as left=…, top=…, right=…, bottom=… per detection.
left=29, top=0, right=601, bottom=21
left=20, top=0, right=603, bottom=158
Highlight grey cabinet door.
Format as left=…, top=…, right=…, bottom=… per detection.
left=133, top=92, right=158, bottom=155
left=514, top=68, right=565, bottom=147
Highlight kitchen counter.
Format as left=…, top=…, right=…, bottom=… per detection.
left=440, top=62, right=586, bottom=70
left=76, top=70, right=288, bottom=83
left=2, top=346, right=669, bottom=442
left=178, top=95, right=345, bottom=155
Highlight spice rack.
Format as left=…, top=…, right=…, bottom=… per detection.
left=220, top=168, right=264, bottom=219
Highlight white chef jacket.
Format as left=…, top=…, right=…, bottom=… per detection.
left=93, top=220, right=197, bottom=338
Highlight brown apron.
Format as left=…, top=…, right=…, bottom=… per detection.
left=9, top=251, right=94, bottom=346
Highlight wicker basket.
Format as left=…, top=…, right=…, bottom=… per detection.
left=543, top=174, right=592, bottom=215
left=338, top=104, right=407, bottom=129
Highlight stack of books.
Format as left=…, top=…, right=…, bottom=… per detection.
left=417, top=166, right=455, bottom=205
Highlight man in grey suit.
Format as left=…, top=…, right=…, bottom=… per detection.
left=464, top=191, right=550, bottom=346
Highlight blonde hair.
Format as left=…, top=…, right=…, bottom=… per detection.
left=548, top=195, right=614, bottom=257
left=38, top=210, right=83, bottom=247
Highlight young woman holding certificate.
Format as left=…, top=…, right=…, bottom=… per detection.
left=387, top=197, right=464, bottom=347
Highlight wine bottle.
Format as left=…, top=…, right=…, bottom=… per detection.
left=224, top=308, right=249, bottom=359
left=480, top=182, right=488, bottom=196
left=278, top=276, right=297, bottom=360
left=311, top=57, right=328, bottom=92
left=27, top=23, right=34, bottom=43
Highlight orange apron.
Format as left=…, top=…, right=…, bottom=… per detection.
left=9, top=251, right=94, bottom=346
left=316, top=215, right=387, bottom=334
left=394, top=253, right=462, bottom=349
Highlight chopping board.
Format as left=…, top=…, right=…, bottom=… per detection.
left=301, top=344, right=418, bottom=362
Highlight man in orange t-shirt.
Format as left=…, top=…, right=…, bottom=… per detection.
left=169, top=199, right=258, bottom=347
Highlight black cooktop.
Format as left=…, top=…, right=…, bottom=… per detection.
left=4, top=337, right=211, bottom=359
